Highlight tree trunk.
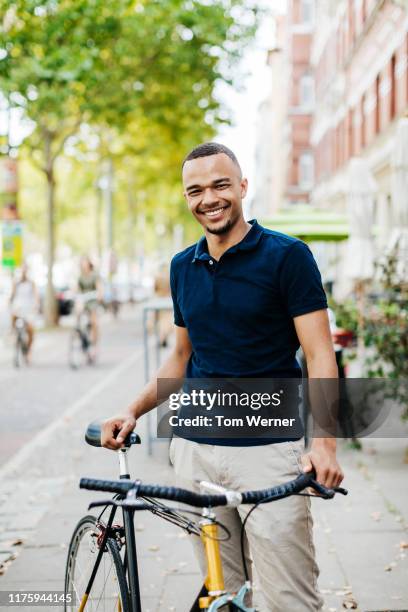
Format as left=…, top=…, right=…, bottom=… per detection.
left=44, top=133, right=58, bottom=326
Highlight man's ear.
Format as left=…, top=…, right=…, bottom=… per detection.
left=240, top=178, right=248, bottom=198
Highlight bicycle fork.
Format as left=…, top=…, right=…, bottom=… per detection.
left=78, top=447, right=142, bottom=612
left=77, top=504, right=118, bottom=612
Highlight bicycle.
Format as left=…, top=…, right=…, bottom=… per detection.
left=65, top=422, right=347, bottom=611
left=13, top=317, right=30, bottom=368
left=69, top=292, right=98, bottom=369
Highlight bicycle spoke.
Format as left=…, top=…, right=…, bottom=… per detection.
left=93, top=554, right=115, bottom=612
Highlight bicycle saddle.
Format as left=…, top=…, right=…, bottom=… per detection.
left=85, top=421, right=141, bottom=448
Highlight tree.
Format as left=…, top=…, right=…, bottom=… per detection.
left=0, top=0, right=258, bottom=324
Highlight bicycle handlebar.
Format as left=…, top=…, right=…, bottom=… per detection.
left=80, top=471, right=346, bottom=508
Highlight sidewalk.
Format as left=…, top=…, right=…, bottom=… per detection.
left=2, top=436, right=407, bottom=610
left=0, top=317, right=203, bottom=611
left=0, top=315, right=407, bottom=610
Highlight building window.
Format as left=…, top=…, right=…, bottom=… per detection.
left=299, top=74, right=314, bottom=107
left=375, top=74, right=380, bottom=134
left=362, top=0, right=367, bottom=22
left=300, top=0, right=315, bottom=25
left=299, top=152, right=314, bottom=188
left=390, top=54, right=396, bottom=120
left=354, top=0, right=361, bottom=35
left=348, top=0, right=355, bottom=45
left=348, top=108, right=354, bottom=158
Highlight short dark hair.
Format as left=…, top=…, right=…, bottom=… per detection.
left=182, top=142, right=242, bottom=174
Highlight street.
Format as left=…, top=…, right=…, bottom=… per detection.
left=0, top=306, right=407, bottom=611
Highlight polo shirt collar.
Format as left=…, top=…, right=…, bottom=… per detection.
left=192, top=219, right=263, bottom=263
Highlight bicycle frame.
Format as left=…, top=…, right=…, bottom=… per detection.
left=77, top=446, right=256, bottom=612
left=76, top=447, right=143, bottom=612
left=76, top=419, right=348, bottom=612
left=198, top=516, right=254, bottom=612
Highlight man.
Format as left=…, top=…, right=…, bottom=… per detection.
left=102, top=142, right=344, bottom=611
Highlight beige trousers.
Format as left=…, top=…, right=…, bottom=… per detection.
left=169, top=437, right=323, bottom=612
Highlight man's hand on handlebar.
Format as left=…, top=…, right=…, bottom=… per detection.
left=101, top=414, right=137, bottom=450
left=301, top=438, right=344, bottom=490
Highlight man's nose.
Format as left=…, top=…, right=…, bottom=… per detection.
left=201, top=187, right=218, bottom=206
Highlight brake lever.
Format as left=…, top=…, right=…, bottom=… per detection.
left=88, top=499, right=119, bottom=510
left=309, top=479, right=335, bottom=499
left=308, top=480, right=349, bottom=499
left=88, top=498, right=150, bottom=511
left=333, top=486, right=348, bottom=495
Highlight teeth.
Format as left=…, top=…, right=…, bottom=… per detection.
left=205, top=208, right=224, bottom=217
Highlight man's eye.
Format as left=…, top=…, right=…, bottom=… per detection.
left=216, top=184, right=229, bottom=189
left=189, top=191, right=201, bottom=196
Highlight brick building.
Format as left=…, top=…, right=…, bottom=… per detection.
left=311, top=0, right=408, bottom=245
left=253, top=0, right=316, bottom=215
left=254, top=0, right=407, bottom=294
left=286, top=0, right=315, bottom=206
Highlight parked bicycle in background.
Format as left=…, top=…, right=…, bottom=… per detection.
left=9, top=263, right=40, bottom=367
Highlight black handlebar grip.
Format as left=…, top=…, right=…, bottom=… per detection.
left=85, top=421, right=141, bottom=448
left=80, top=477, right=134, bottom=495
left=242, top=472, right=314, bottom=504
left=79, top=478, right=228, bottom=507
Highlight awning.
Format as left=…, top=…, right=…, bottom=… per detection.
left=260, top=207, right=349, bottom=242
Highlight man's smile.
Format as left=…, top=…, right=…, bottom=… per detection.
left=199, top=204, right=230, bottom=220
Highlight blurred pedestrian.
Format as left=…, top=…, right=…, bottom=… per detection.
left=77, top=256, right=103, bottom=356
left=9, top=263, right=40, bottom=363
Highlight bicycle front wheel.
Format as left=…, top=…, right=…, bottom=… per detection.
left=64, top=515, right=130, bottom=612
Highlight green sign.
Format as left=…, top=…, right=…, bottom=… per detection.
left=1, top=221, right=23, bottom=268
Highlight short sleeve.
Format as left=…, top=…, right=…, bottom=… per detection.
left=170, top=259, right=186, bottom=327
left=279, top=241, right=328, bottom=318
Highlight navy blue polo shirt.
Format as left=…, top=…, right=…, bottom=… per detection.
left=169, top=219, right=328, bottom=444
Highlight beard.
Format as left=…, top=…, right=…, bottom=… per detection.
left=205, top=211, right=239, bottom=235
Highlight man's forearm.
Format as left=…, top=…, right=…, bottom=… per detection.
left=302, top=355, right=344, bottom=487
left=126, top=349, right=189, bottom=420
left=308, top=354, right=338, bottom=447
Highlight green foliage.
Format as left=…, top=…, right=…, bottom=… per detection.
left=327, top=295, right=359, bottom=335
left=0, top=0, right=259, bottom=265
left=362, top=252, right=408, bottom=418
left=0, top=0, right=258, bottom=156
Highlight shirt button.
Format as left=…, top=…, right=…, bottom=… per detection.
left=209, top=260, right=214, bottom=265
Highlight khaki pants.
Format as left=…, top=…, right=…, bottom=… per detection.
left=169, top=437, right=323, bottom=612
